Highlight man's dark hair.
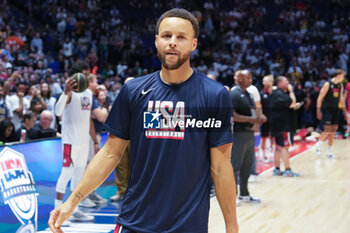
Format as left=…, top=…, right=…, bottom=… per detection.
left=15, top=80, right=28, bottom=88
left=156, top=8, right=199, bottom=38
left=68, top=61, right=89, bottom=76
left=23, top=111, right=34, bottom=121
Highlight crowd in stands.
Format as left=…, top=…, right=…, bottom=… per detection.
left=0, top=0, right=349, bottom=144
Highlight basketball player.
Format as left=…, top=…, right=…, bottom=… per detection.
left=49, top=8, right=238, bottom=233
left=53, top=62, right=97, bottom=222
left=270, top=76, right=299, bottom=177
left=315, top=69, right=348, bottom=158
left=344, top=80, right=350, bottom=137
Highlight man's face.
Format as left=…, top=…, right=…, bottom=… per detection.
left=155, top=17, right=197, bottom=70
left=89, top=76, right=98, bottom=93
left=279, top=77, right=289, bottom=90
left=17, top=84, right=27, bottom=95
left=40, top=114, right=52, bottom=129
left=263, top=78, right=272, bottom=89
left=26, top=115, right=36, bottom=129
left=237, top=70, right=252, bottom=89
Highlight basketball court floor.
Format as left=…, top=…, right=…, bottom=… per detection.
left=1, top=137, right=349, bottom=233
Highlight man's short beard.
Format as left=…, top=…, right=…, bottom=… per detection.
left=157, top=50, right=190, bottom=70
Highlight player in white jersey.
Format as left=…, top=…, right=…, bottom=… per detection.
left=54, top=62, right=96, bottom=223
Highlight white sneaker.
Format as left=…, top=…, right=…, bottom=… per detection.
left=78, top=197, right=96, bottom=208
left=236, top=198, right=241, bottom=207
left=248, top=175, right=257, bottom=183
left=315, top=146, right=321, bottom=156
left=325, top=152, right=336, bottom=159
left=69, top=209, right=94, bottom=222
left=110, top=194, right=124, bottom=202
left=89, top=191, right=108, bottom=204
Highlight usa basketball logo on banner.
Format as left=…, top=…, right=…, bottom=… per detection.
left=0, top=147, right=38, bottom=225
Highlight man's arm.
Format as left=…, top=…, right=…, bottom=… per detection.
left=254, top=100, right=267, bottom=132
left=233, top=110, right=261, bottom=124
left=54, top=78, right=76, bottom=116
left=210, top=143, right=239, bottom=233
left=340, top=84, right=348, bottom=121
left=14, top=94, right=25, bottom=117
left=92, top=106, right=108, bottom=123
left=48, top=134, right=128, bottom=232
left=287, top=84, right=297, bottom=108
left=316, top=82, right=329, bottom=120
left=89, top=117, right=99, bottom=154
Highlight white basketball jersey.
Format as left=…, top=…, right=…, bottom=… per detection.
left=61, top=89, right=92, bottom=145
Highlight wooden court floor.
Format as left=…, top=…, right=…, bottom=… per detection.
left=209, top=139, right=350, bottom=233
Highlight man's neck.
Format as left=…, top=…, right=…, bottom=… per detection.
left=238, top=84, right=247, bottom=92
left=160, top=64, right=193, bottom=85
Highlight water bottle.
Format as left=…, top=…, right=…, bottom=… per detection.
left=20, top=129, right=26, bottom=142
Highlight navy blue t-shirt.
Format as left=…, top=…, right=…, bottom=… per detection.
left=91, top=96, right=104, bottom=133
left=104, top=70, right=233, bottom=233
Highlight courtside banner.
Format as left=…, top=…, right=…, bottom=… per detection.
left=0, top=147, right=38, bottom=225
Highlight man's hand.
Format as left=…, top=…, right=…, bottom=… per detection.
left=17, top=91, right=25, bottom=99
left=94, top=143, right=100, bottom=155
left=48, top=202, right=75, bottom=233
left=64, top=78, right=78, bottom=95
left=316, top=109, right=322, bottom=120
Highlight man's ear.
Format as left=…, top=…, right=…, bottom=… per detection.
left=191, top=38, right=197, bottom=51
left=155, top=35, right=159, bottom=49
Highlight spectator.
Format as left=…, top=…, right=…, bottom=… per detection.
left=15, top=111, right=36, bottom=141
left=30, top=110, right=56, bottom=140
left=0, top=80, right=11, bottom=122
left=40, top=82, right=57, bottom=129
left=0, top=119, right=17, bottom=144
left=8, top=81, right=30, bottom=130
left=30, top=32, right=43, bottom=53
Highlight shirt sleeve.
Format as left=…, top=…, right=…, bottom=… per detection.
left=230, top=90, right=239, bottom=110
left=209, top=88, right=233, bottom=148
left=247, top=85, right=261, bottom=102
left=103, top=84, right=131, bottom=140
left=91, top=96, right=101, bottom=111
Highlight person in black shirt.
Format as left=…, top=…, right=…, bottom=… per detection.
left=315, top=69, right=348, bottom=158
left=30, top=110, right=56, bottom=140
left=0, top=119, right=17, bottom=143
left=260, top=75, right=274, bottom=161
left=270, top=76, right=299, bottom=177
left=15, top=111, right=36, bottom=141
left=231, top=70, right=264, bottom=205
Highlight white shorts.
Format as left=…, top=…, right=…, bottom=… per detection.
left=62, top=143, right=89, bottom=167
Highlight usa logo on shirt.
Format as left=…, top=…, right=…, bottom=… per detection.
left=143, top=100, right=222, bottom=140
left=81, top=96, right=91, bottom=110
left=144, top=100, right=185, bottom=140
